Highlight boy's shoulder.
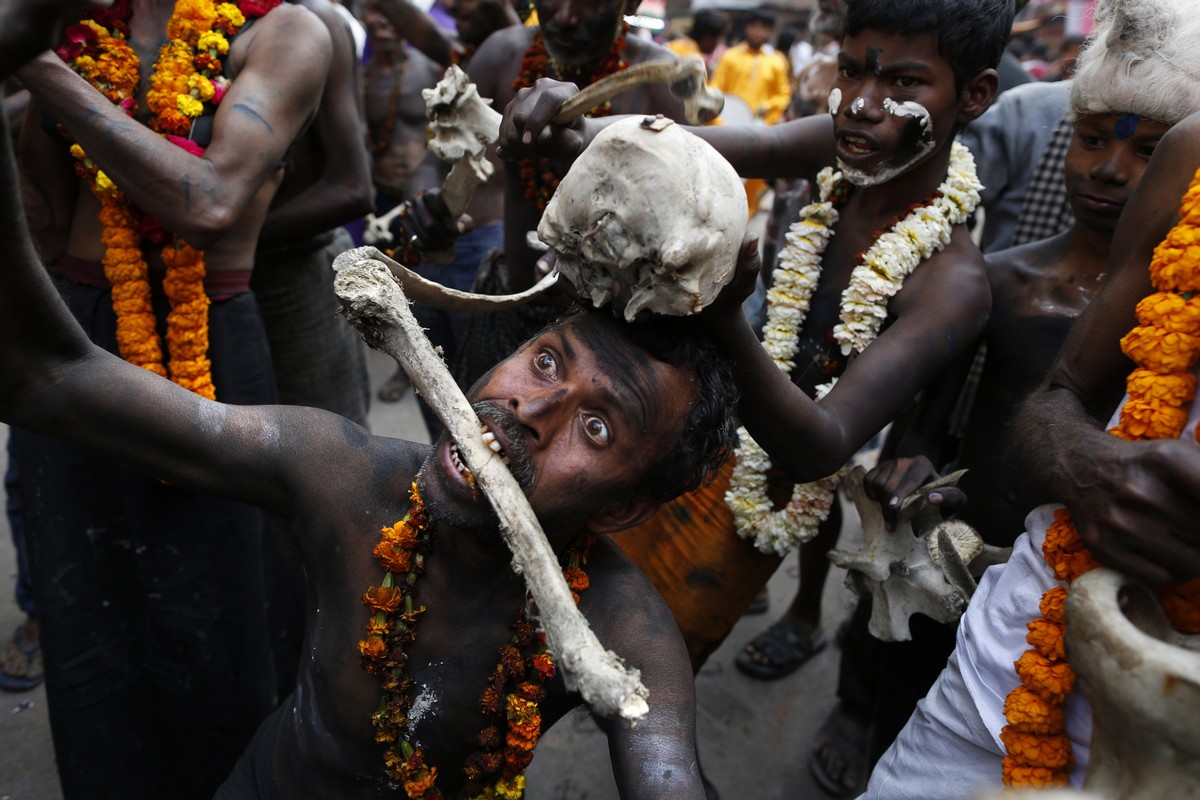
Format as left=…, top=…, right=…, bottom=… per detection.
left=888, top=226, right=990, bottom=319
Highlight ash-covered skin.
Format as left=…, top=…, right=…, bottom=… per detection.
left=849, top=96, right=867, bottom=116
left=838, top=98, right=935, bottom=187
left=828, top=87, right=842, bottom=116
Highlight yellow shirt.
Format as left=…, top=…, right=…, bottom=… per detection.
left=667, top=37, right=701, bottom=59
left=711, top=41, right=791, bottom=125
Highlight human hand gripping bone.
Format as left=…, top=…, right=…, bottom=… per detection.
left=332, top=246, right=650, bottom=721
left=364, top=66, right=501, bottom=261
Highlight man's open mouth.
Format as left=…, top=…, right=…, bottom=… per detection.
left=448, top=422, right=511, bottom=482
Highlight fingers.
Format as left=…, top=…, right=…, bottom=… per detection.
left=498, top=79, right=585, bottom=161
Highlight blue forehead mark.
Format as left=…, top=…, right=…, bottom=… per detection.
left=1115, top=113, right=1140, bottom=140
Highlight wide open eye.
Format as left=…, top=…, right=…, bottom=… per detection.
left=533, top=350, right=558, bottom=377
left=583, top=414, right=610, bottom=446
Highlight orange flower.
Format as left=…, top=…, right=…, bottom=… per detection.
left=562, top=566, right=589, bottom=592
left=374, top=539, right=414, bottom=574
left=1014, top=649, right=1076, bottom=704
left=1001, top=755, right=1070, bottom=788
left=402, top=765, right=438, bottom=797
left=1136, top=291, right=1200, bottom=333
left=1126, top=367, right=1197, bottom=406
left=358, top=636, right=388, bottom=661
left=362, top=585, right=404, bottom=612
left=530, top=653, right=555, bottom=680
left=1026, top=618, right=1066, bottom=661
left=999, top=726, right=1073, bottom=769
left=1120, top=325, right=1200, bottom=373
left=1039, top=586, right=1069, bottom=625
left=1003, top=684, right=1065, bottom=735
left=1115, top=397, right=1190, bottom=440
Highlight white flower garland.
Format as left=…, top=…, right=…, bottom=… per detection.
left=727, top=142, right=982, bottom=555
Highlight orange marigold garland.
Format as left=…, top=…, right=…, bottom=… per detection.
left=1002, top=168, right=1200, bottom=788
left=511, top=25, right=629, bottom=211
left=360, top=482, right=594, bottom=798
left=57, top=0, right=268, bottom=398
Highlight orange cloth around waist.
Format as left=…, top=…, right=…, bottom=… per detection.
left=611, top=458, right=784, bottom=670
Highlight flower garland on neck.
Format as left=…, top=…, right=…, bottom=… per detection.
left=511, top=24, right=629, bottom=211
left=1001, top=170, right=1200, bottom=790
left=726, top=142, right=982, bottom=554
left=360, top=481, right=595, bottom=799
left=57, top=0, right=277, bottom=397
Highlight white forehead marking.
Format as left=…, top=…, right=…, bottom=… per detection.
left=828, top=87, right=841, bottom=116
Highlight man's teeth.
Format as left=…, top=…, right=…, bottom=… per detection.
left=450, top=428, right=511, bottom=477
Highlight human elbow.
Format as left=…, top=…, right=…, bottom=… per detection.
left=176, top=202, right=238, bottom=250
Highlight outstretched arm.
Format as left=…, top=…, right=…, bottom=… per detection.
left=1011, top=113, right=1200, bottom=586
left=15, top=4, right=332, bottom=249
left=0, top=97, right=367, bottom=521
left=497, top=77, right=834, bottom=182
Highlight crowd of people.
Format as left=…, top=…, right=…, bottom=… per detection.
left=1, top=0, right=1198, bottom=798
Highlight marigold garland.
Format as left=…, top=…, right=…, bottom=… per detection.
left=726, top=143, right=982, bottom=554
left=1001, top=167, right=1200, bottom=789
left=57, top=0, right=271, bottom=399
left=511, top=25, right=629, bottom=211
left=359, top=481, right=594, bottom=798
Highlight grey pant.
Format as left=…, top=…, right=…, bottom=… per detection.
left=252, top=227, right=371, bottom=427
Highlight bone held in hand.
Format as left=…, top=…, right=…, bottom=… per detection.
left=332, top=247, right=650, bottom=721
left=552, top=55, right=723, bottom=127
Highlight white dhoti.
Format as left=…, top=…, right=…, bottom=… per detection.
left=859, top=504, right=1093, bottom=799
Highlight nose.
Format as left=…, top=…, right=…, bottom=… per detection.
left=844, top=84, right=885, bottom=123
left=508, top=385, right=571, bottom=447
left=548, top=0, right=582, bottom=29
left=1091, top=150, right=1132, bottom=186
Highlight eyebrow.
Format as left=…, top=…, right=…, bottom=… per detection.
left=551, top=329, right=653, bottom=435
left=839, top=53, right=933, bottom=75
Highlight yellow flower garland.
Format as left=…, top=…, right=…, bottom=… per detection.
left=1002, top=167, right=1200, bottom=788
left=58, top=0, right=266, bottom=399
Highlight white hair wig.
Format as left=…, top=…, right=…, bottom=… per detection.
left=1071, top=0, right=1200, bottom=124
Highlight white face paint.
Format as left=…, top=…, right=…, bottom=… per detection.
left=849, top=96, right=867, bottom=116
left=827, top=87, right=841, bottom=116
left=838, top=98, right=936, bottom=187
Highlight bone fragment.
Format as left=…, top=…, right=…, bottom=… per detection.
left=553, top=55, right=723, bottom=126
left=423, top=65, right=502, bottom=218
left=360, top=245, right=559, bottom=313
left=332, top=248, right=649, bottom=720
left=829, top=467, right=1010, bottom=641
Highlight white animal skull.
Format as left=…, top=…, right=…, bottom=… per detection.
left=537, top=116, right=748, bottom=321
left=829, top=466, right=1011, bottom=642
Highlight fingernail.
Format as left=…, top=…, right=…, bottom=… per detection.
left=537, top=128, right=552, bottom=143
left=522, top=131, right=532, bottom=145
left=888, top=497, right=899, bottom=508
left=929, top=492, right=943, bottom=504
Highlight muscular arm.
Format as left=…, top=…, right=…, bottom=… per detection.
left=258, top=0, right=373, bottom=246
left=715, top=233, right=990, bottom=482
left=586, top=560, right=704, bottom=799
left=15, top=4, right=332, bottom=249
left=1010, top=114, right=1200, bottom=585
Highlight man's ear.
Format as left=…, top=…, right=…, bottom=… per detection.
left=585, top=498, right=663, bottom=534
left=957, top=68, right=999, bottom=125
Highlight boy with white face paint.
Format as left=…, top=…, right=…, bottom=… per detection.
left=500, top=0, right=1011, bottom=759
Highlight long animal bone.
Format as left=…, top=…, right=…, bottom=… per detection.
left=364, top=66, right=502, bottom=260
left=332, top=247, right=650, bottom=721
left=829, top=466, right=1011, bottom=641
left=553, top=55, right=724, bottom=126
left=364, top=245, right=559, bottom=313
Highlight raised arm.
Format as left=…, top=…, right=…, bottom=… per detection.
left=703, top=233, right=990, bottom=482
left=14, top=4, right=332, bottom=249
left=257, top=0, right=374, bottom=247
left=496, top=78, right=834, bottom=181
left=1010, top=113, right=1200, bottom=586
left=375, top=0, right=460, bottom=68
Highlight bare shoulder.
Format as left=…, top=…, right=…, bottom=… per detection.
left=983, top=234, right=1066, bottom=291
left=234, top=2, right=332, bottom=71
left=892, top=226, right=990, bottom=320
left=625, top=35, right=677, bottom=66
left=580, top=539, right=682, bottom=649
left=467, top=23, right=532, bottom=98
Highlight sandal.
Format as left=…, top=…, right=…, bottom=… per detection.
left=0, top=621, right=43, bottom=693
left=808, top=706, right=868, bottom=798
left=375, top=369, right=412, bottom=404
left=743, top=588, right=770, bottom=616
left=734, top=618, right=827, bottom=680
